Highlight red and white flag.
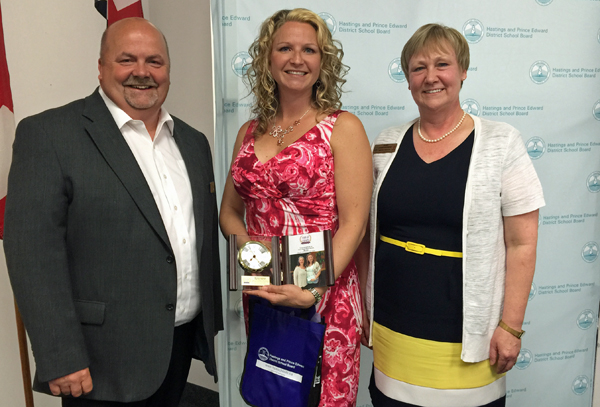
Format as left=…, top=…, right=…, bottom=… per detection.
left=95, top=0, right=144, bottom=26
left=0, top=3, right=14, bottom=240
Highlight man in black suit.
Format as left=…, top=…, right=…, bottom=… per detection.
left=4, top=18, right=222, bottom=406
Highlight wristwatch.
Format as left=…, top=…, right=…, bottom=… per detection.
left=498, top=319, right=525, bottom=339
left=238, top=241, right=272, bottom=273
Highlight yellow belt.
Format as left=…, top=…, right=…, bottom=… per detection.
left=380, top=235, right=463, bottom=258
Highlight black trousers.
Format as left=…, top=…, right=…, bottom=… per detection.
left=62, top=322, right=195, bottom=407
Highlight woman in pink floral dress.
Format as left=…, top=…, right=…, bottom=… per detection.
left=219, top=8, right=372, bottom=407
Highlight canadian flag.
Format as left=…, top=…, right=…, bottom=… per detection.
left=0, top=3, right=14, bottom=240
left=95, top=0, right=144, bottom=25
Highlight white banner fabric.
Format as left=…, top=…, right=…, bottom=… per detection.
left=212, top=1, right=600, bottom=406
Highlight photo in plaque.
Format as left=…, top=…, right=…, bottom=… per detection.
left=282, top=230, right=334, bottom=288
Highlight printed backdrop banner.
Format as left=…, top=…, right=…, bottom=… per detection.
left=211, top=1, right=600, bottom=406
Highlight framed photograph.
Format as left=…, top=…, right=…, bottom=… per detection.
left=228, top=235, right=281, bottom=290
left=282, top=230, right=334, bottom=288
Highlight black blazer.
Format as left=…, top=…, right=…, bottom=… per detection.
left=4, top=89, right=223, bottom=402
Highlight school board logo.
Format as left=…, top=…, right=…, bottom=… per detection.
left=388, top=58, right=406, bottom=83
left=536, top=0, right=553, bottom=5
left=258, top=347, right=270, bottom=361
left=587, top=172, right=600, bottom=193
left=572, top=375, right=589, bottom=395
left=300, top=234, right=312, bottom=244
left=318, top=12, right=337, bottom=34
left=576, top=309, right=595, bottom=330
left=581, top=241, right=598, bottom=263
left=461, top=99, right=480, bottom=116
left=530, top=61, right=550, bottom=84
left=235, top=298, right=244, bottom=319
left=592, top=100, right=600, bottom=121
left=462, top=19, right=484, bottom=44
left=232, top=51, right=252, bottom=77
left=515, top=348, right=532, bottom=370
left=526, top=137, right=545, bottom=160
left=528, top=282, right=537, bottom=301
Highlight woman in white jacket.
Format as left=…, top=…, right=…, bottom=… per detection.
left=357, top=23, right=545, bottom=407
left=293, top=256, right=308, bottom=288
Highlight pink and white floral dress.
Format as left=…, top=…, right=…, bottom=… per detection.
left=232, top=110, right=362, bottom=407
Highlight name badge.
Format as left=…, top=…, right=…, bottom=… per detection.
left=373, top=144, right=397, bottom=154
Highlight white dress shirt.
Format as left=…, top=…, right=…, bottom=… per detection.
left=100, top=88, right=200, bottom=326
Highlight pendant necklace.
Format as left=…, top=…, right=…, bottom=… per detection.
left=269, top=108, right=311, bottom=146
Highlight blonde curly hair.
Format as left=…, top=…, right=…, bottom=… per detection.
left=246, top=8, right=349, bottom=136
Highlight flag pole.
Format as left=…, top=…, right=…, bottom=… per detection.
left=14, top=300, right=35, bottom=407
left=0, top=1, right=30, bottom=405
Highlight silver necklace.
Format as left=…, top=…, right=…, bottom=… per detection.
left=269, top=109, right=311, bottom=146
left=418, top=111, right=467, bottom=143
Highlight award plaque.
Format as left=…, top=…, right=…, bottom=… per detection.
left=228, top=231, right=333, bottom=290
left=228, top=235, right=281, bottom=290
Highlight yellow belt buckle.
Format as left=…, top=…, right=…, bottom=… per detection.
left=405, top=241, right=425, bottom=255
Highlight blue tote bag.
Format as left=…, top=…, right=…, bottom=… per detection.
left=240, top=298, right=326, bottom=407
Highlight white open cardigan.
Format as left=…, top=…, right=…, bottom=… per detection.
left=366, top=115, right=545, bottom=362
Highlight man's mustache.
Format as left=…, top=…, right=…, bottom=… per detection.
left=122, top=76, right=158, bottom=87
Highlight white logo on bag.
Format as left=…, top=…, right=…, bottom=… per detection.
left=258, top=347, right=269, bottom=361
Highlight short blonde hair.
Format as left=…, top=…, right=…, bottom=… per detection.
left=401, top=23, right=469, bottom=80
left=246, top=8, right=348, bottom=135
